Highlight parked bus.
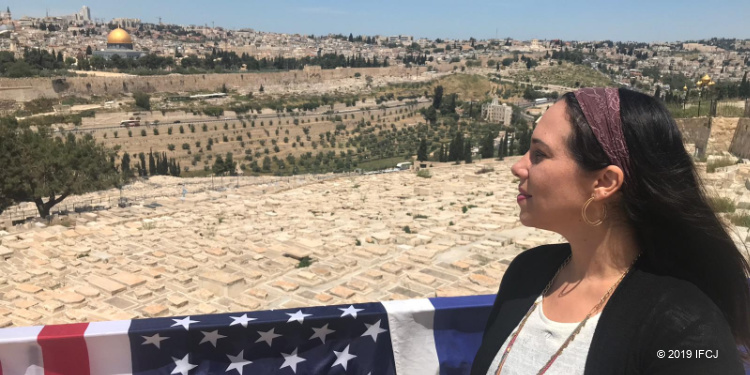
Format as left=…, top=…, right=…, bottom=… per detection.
left=119, top=120, right=140, bottom=127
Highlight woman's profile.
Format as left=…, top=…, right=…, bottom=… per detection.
left=471, top=87, right=750, bottom=374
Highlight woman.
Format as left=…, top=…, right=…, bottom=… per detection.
left=471, top=87, right=750, bottom=374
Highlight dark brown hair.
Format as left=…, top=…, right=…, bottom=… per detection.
left=563, top=88, right=750, bottom=362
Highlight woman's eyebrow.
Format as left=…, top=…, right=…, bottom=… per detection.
left=531, top=138, right=549, bottom=148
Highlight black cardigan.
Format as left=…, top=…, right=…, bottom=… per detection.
left=471, top=243, right=745, bottom=375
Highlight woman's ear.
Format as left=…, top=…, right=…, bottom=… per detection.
left=594, top=166, right=624, bottom=200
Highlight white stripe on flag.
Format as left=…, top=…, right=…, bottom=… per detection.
left=85, top=320, right=133, bottom=375
left=382, top=298, right=440, bottom=375
left=0, top=325, right=44, bottom=375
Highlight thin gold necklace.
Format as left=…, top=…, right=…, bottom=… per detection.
left=494, top=253, right=640, bottom=375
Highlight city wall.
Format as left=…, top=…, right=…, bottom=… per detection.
left=0, top=65, right=451, bottom=101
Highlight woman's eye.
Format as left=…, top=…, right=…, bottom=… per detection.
left=532, top=151, right=545, bottom=162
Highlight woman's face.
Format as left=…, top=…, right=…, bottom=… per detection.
left=511, top=101, right=596, bottom=233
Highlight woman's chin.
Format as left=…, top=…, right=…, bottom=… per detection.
left=519, top=213, right=532, bottom=226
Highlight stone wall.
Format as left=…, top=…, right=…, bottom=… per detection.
left=675, top=118, right=711, bottom=157
left=707, top=117, right=741, bottom=154
left=0, top=65, right=451, bottom=101
left=729, top=118, right=750, bottom=159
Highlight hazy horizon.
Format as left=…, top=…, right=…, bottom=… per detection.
left=6, top=0, right=750, bottom=42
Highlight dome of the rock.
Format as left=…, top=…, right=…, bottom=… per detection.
left=107, top=27, right=132, bottom=46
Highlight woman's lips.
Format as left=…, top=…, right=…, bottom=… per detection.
left=517, top=194, right=531, bottom=203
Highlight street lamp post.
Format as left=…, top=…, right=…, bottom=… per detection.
left=696, top=74, right=715, bottom=117
left=683, top=85, right=688, bottom=114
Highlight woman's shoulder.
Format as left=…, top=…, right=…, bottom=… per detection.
left=633, top=271, right=727, bottom=328
left=634, top=270, right=720, bottom=315
left=627, top=271, right=743, bottom=372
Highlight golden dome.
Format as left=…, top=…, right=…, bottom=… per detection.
left=107, top=28, right=132, bottom=44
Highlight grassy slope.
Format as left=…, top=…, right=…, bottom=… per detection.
left=512, top=63, right=615, bottom=88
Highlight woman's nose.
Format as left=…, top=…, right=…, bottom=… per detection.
left=511, top=153, right=529, bottom=179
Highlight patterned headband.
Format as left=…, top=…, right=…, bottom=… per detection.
left=573, top=87, right=631, bottom=180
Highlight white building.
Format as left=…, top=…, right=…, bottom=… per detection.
left=481, top=98, right=512, bottom=125
left=79, top=6, right=91, bottom=22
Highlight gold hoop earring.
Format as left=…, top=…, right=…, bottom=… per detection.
left=582, top=194, right=607, bottom=226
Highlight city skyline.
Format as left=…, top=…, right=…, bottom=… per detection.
left=4, top=0, right=750, bottom=42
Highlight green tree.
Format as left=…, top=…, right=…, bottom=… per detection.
left=480, top=131, right=495, bottom=159
left=432, top=85, right=444, bottom=109
left=497, top=135, right=505, bottom=160
left=148, top=150, right=156, bottom=175
left=422, top=106, right=437, bottom=124
left=121, top=152, right=132, bottom=178
left=740, top=72, right=749, bottom=99
left=417, top=138, right=428, bottom=161
left=134, top=92, right=151, bottom=110
left=262, top=156, right=272, bottom=171
left=517, top=128, right=532, bottom=155
left=212, top=155, right=225, bottom=175
left=449, top=131, right=464, bottom=162
left=225, top=152, right=237, bottom=175
left=0, top=121, right=119, bottom=218
left=464, top=140, right=473, bottom=164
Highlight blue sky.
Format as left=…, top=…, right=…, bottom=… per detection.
left=7, top=0, right=750, bottom=42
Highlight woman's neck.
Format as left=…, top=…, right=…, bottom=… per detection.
left=562, top=221, right=640, bottom=282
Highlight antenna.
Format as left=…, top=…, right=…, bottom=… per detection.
left=158, top=16, right=162, bottom=25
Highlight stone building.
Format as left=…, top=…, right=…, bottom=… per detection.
left=481, top=98, right=512, bottom=125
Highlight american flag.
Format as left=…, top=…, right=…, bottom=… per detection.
left=0, top=295, right=495, bottom=375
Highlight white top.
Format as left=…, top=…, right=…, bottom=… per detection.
left=486, top=294, right=602, bottom=375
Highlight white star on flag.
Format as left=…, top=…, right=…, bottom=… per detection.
left=200, top=330, right=227, bottom=347
left=338, top=305, right=365, bottom=319
left=280, top=348, right=306, bottom=373
left=229, top=313, right=257, bottom=328
left=171, top=354, right=197, bottom=375
left=286, top=310, right=312, bottom=324
left=171, top=316, right=199, bottom=330
left=361, top=319, right=387, bottom=342
left=225, top=350, right=252, bottom=374
left=332, top=344, right=357, bottom=370
left=141, top=333, right=169, bottom=349
left=256, top=328, right=282, bottom=347
left=309, top=323, right=336, bottom=344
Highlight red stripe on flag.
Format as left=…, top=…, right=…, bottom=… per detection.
left=38, top=323, right=91, bottom=375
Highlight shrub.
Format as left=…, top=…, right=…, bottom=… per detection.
left=729, top=213, right=750, bottom=227
left=706, top=157, right=739, bottom=173
left=140, top=129, right=147, bottom=137
left=297, top=256, right=314, bottom=268
left=709, top=197, right=735, bottom=213
left=167, top=144, right=175, bottom=151
left=182, top=143, right=190, bottom=150
left=403, top=226, right=411, bottom=233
